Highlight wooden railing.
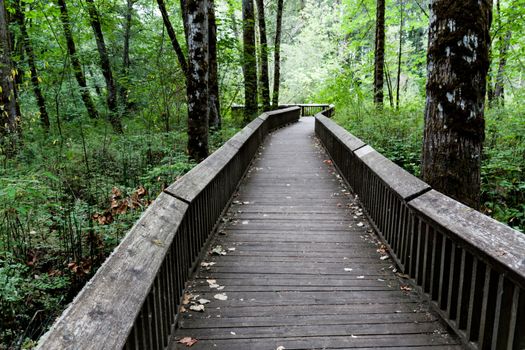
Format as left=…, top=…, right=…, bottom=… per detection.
left=36, top=107, right=301, bottom=350
left=315, top=109, right=525, bottom=350
left=231, top=103, right=334, bottom=117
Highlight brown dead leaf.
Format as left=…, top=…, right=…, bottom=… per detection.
left=178, top=337, right=198, bottom=347
left=400, top=285, right=412, bottom=292
left=182, top=293, right=193, bottom=305
left=323, top=159, right=333, bottom=165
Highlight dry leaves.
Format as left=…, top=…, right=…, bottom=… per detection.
left=178, top=337, right=198, bottom=347
left=214, top=293, right=228, bottom=301
left=92, top=186, right=150, bottom=225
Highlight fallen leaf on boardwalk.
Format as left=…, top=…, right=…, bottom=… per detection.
left=380, top=255, right=389, bottom=260
left=230, top=331, right=236, bottom=335
left=211, top=245, right=227, bottom=256
left=241, top=220, right=249, bottom=225
left=179, top=306, right=187, bottom=313
left=400, top=285, right=412, bottom=292
left=198, top=298, right=211, bottom=304
left=323, top=159, right=333, bottom=165
left=189, top=304, right=205, bottom=312
left=357, top=275, right=365, bottom=279
left=207, top=279, right=220, bottom=289
left=217, top=286, right=225, bottom=290
left=276, top=347, right=286, bottom=350
left=182, top=293, right=193, bottom=305
left=357, top=222, right=364, bottom=227
left=152, top=239, right=165, bottom=247
left=214, top=293, right=228, bottom=301
left=178, top=337, right=198, bottom=347
left=201, top=262, right=216, bottom=268
left=228, top=247, right=236, bottom=251
left=337, top=203, right=342, bottom=208
left=344, top=268, right=353, bottom=272
left=242, top=201, right=250, bottom=205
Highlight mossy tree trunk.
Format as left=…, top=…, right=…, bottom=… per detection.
left=185, top=0, right=209, bottom=162
left=208, top=0, right=221, bottom=130
left=14, top=0, right=50, bottom=131
left=242, top=0, right=258, bottom=122
left=256, top=0, right=270, bottom=111
left=57, top=0, right=99, bottom=119
left=85, top=0, right=122, bottom=133
left=271, top=0, right=283, bottom=108
left=0, top=0, right=21, bottom=153
left=373, top=0, right=385, bottom=108
left=422, top=0, right=492, bottom=209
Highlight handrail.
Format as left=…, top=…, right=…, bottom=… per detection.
left=36, top=107, right=301, bottom=350
left=231, top=103, right=333, bottom=117
left=315, top=112, right=525, bottom=350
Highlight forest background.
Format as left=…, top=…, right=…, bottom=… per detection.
left=0, top=0, right=523, bottom=348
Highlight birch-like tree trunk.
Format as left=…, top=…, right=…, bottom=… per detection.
left=271, top=0, right=283, bottom=108
left=0, top=0, right=20, bottom=152
left=85, top=0, right=122, bottom=133
left=120, top=0, right=135, bottom=114
left=185, top=0, right=209, bottom=162
left=494, top=30, right=511, bottom=104
left=208, top=0, right=221, bottom=130
left=242, top=0, right=258, bottom=122
left=373, top=0, right=385, bottom=108
left=256, top=0, right=270, bottom=111
left=57, top=0, right=99, bottom=119
left=395, top=0, right=404, bottom=110
left=422, top=0, right=492, bottom=209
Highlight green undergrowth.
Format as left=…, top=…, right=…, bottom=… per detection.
left=328, top=100, right=524, bottom=233
left=0, top=116, right=240, bottom=348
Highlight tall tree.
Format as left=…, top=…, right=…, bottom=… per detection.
left=85, top=0, right=122, bottom=133
left=373, top=0, right=385, bottom=108
left=422, top=0, right=492, bottom=209
left=157, top=0, right=188, bottom=75
left=14, top=0, right=50, bottom=131
left=242, top=0, right=257, bottom=122
left=120, top=0, right=135, bottom=113
left=493, top=0, right=510, bottom=105
left=255, top=0, right=270, bottom=111
left=271, top=0, right=283, bottom=108
left=57, top=0, right=99, bottom=119
left=395, top=0, right=404, bottom=110
left=0, top=0, right=20, bottom=152
left=185, top=0, right=209, bottom=162
left=208, top=0, right=221, bottom=130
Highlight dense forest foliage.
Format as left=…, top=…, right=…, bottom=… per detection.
left=0, top=0, right=523, bottom=347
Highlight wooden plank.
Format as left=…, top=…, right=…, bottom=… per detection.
left=38, top=193, right=188, bottom=349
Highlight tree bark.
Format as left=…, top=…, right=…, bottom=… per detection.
left=0, top=0, right=21, bottom=152
left=185, top=0, right=209, bottom=162
left=271, top=0, right=283, bottom=108
left=494, top=30, right=511, bottom=104
left=395, top=0, right=404, bottom=110
left=373, top=0, right=385, bottom=108
left=57, top=0, right=99, bottom=119
left=422, top=0, right=492, bottom=209
left=157, top=0, right=188, bottom=76
left=242, top=0, right=258, bottom=122
left=85, top=0, right=122, bottom=133
left=14, top=0, right=50, bottom=131
left=120, top=0, right=134, bottom=114
left=208, top=0, right=221, bottom=130
left=255, top=0, right=270, bottom=111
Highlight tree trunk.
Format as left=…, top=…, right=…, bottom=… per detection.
left=57, top=0, right=99, bottom=119
left=14, top=0, right=50, bottom=131
left=255, top=0, right=270, bottom=111
left=242, top=0, right=258, bottom=122
left=422, top=0, right=492, bottom=209
left=120, top=0, right=134, bottom=114
left=373, top=0, right=385, bottom=108
left=157, top=0, right=188, bottom=76
left=0, top=0, right=21, bottom=152
left=85, top=0, right=122, bottom=133
left=494, top=30, right=511, bottom=104
left=271, top=0, right=283, bottom=108
left=208, top=0, right=221, bottom=130
left=185, top=0, right=209, bottom=162
left=395, top=0, right=404, bottom=110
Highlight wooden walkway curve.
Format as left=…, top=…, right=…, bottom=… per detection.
left=172, top=118, right=461, bottom=349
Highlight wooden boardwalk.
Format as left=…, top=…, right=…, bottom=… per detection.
left=172, top=118, right=461, bottom=349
